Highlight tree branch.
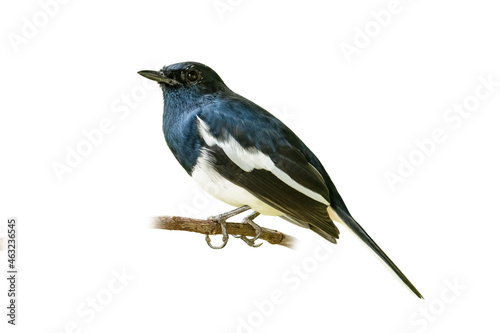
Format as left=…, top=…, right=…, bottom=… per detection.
left=152, top=216, right=297, bottom=249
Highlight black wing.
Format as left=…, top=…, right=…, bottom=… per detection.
left=199, top=97, right=341, bottom=242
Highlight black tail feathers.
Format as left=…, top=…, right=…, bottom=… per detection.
left=334, top=207, right=423, bottom=299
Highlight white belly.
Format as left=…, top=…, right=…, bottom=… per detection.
left=191, top=153, right=283, bottom=216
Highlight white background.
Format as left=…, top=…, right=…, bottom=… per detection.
left=1, top=0, right=499, bottom=332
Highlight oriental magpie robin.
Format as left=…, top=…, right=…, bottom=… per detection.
left=139, top=62, right=423, bottom=298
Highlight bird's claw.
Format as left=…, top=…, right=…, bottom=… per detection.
left=240, top=235, right=263, bottom=247
left=232, top=233, right=263, bottom=247
left=205, top=219, right=229, bottom=249
left=237, top=211, right=262, bottom=248
left=205, top=206, right=251, bottom=249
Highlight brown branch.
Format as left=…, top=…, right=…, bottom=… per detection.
left=152, top=216, right=297, bottom=249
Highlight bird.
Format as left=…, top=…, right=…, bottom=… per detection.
left=138, top=61, right=423, bottom=299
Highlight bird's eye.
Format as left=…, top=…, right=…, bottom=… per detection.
left=186, top=70, right=199, bottom=82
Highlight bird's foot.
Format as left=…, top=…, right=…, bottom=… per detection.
left=205, top=206, right=251, bottom=249
left=234, top=211, right=262, bottom=248
left=205, top=219, right=229, bottom=249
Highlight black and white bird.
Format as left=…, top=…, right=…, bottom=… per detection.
left=139, top=61, right=423, bottom=298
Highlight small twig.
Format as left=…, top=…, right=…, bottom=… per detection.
left=152, top=216, right=297, bottom=249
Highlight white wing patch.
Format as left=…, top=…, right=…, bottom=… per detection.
left=196, top=116, right=330, bottom=206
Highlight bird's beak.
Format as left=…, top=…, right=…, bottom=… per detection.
left=138, top=70, right=179, bottom=85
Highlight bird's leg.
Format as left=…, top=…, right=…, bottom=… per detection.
left=235, top=211, right=263, bottom=248
left=205, top=205, right=251, bottom=249
left=208, top=205, right=251, bottom=221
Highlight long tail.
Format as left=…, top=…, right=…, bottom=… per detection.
left=331, top=206, right=423, bottom=299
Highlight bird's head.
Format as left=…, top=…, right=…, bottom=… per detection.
left=138, top=62, right=227, bottom=96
